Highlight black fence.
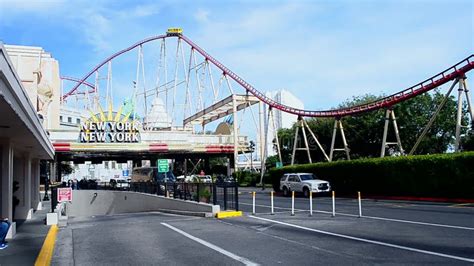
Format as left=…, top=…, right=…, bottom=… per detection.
left=53, top=181, right=239, bottom=211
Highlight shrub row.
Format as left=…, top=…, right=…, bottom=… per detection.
left=268, top=152, right=474, bottom=199
left=233, top=171, right=261, bottom=186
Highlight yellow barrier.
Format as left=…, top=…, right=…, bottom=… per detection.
left=216, top=211, right=243, bottom=219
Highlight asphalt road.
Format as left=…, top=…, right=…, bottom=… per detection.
left=52, top=190, right=474, bottom=265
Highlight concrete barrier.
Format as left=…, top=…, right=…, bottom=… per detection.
left=66, top=190, right=220, bottom=217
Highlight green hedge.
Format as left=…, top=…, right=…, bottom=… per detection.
left=269, top=152, right=474, bottom=198
left=233, top=171, right=261, bottom=186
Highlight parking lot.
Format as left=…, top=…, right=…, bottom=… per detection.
left=52, top=188, right=474, bottom=265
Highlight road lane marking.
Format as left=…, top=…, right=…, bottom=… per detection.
left=240, top=202, right=474, bottom=231
left=35, top=225, right=58, bottom=266
left=449, top=203, right=474, bottom=208
left=161, top=222, right=259, bottom=266
left=249, top=216, right=474, bottom=263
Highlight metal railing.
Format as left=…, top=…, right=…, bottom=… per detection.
left=53, top=180, right=239, bottom=211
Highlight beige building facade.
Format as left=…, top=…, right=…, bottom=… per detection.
left=5, top=45, right=61, bottom=131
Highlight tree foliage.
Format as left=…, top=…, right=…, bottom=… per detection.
left=269, top=152, right=474, bottom=198
left=271, top=90, right=470, bottom=165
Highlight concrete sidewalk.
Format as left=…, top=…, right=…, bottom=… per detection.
left=0, top=200, right=51, bottom=265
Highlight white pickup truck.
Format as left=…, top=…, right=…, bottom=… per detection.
left=280, top=173, right=331, bottom=197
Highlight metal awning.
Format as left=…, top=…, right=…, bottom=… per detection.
left=183, top=94, right=259, bottom=126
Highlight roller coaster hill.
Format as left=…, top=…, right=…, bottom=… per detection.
left=54, top=28, right=474, bottom=177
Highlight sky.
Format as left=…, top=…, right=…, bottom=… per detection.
left=0, top=0, right=473, bottom=113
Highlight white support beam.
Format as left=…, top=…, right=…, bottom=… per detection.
left=455, top=80, right=465, bottom=152
left=381, top=109, right=404, bottom=157
left=329, top=119, right=350, bottom=161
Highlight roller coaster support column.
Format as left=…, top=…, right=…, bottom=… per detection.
left=303, top=119, right=330, bottom=162
left=268, top=107, right=283, bottom=164
left=462, top=78, right=474, bottom=125
left=381, top=108, right=404, bottom=157
left=291, top=119, right=300, bottom=165
left=409, top=79, right=459, bottom=155
left=232, top=94, right=239, bottom=172
left=455, top=76, right=474, bottom=152
left=259, top=104, right=270, bottom=187
left=329, top=119, right=350, bottom=161
left=291, top=117, right=312, bottom=165
left=259, top=101, right=265, bottom=187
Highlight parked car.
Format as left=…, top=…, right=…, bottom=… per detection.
left=185, top=175, right=212, bottom=183
left=109, top=178, right=130, bottom=190
left=216, top=175, right=235, bottom=183
left=279, top=173, right=330, bottom=197
left=130, top=167, right=176, bottom=183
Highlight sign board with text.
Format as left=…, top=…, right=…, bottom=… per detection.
left=158, top=159, right=169, bottom=173
left=58, top=187, right=73, bottom=202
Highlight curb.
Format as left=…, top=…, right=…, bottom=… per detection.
left=156, top=209, right=214, bottom=218
left=216, top=211, right=243, bottom=219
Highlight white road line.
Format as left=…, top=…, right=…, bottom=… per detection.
left=161, top=222, right=259, bottom=266
left=240, top=202, right=474, bottom=231
left=249, top=216, right=474, bottom=263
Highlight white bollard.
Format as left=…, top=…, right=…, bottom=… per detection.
left=252, top=191, right=256, bottom=215
left=332, top=191, right=336, bottom=217
left=358, top=191, right=362, bottom=218
left=309, top=191, right=313, bottom=216
left=291, top=191, right=295, bottom=216
left=271, top=191, right=274, bottom=215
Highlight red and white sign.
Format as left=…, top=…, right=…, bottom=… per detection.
left=58, top=188, right=73, bottom=202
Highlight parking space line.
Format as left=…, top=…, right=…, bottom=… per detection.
left=249, top=216, right=474, bottom=263
left=161, top=223, right=259, bottom=266
left=240, top=202, right=474, bottom=231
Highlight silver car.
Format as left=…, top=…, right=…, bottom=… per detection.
left=280, top=173, right=331, bottom=197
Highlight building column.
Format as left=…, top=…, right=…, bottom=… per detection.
left=31, top=159, right=41, bottom=211
left=1, top=139, right=16, bottom=238
left=14, top=153, right=33, bottom=220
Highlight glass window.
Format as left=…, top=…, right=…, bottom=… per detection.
left=299, top=174, right=314, bottom=181
left=289, top=175, right=300, bottom=182
left=76, top=118, right=80, bottom=124
left=68, top=117, right=72, bottom=123
left=60, top=115, right=63, bottom=121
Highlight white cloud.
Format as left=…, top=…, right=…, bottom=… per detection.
left=194, top=8, right=210, bottom=23
left=187, top=2, right=472, bottom=110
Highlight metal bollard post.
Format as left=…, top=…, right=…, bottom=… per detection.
left=332, top=191, right=336, bottom=217
left=358, top=191, right=362, bottom=218
left=291, top=191, right=295, bottom=216
left=271, top=191, right=274, bottom=215
left=235, top=183, right=239, bottom=211
left=223, top=186, right=228, bottom=211
left=252, top=191, right=256, bottom=215
left=309, top=191, right=313, bottom=217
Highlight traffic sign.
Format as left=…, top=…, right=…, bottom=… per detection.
left=158, top=159, right=169, bottom=173
left=58, top=187, right=73, bottom=202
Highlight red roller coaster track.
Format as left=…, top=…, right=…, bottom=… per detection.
left=64, top=34, right=474, bottom=118
left=61, top=76, right=96, bottom=95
